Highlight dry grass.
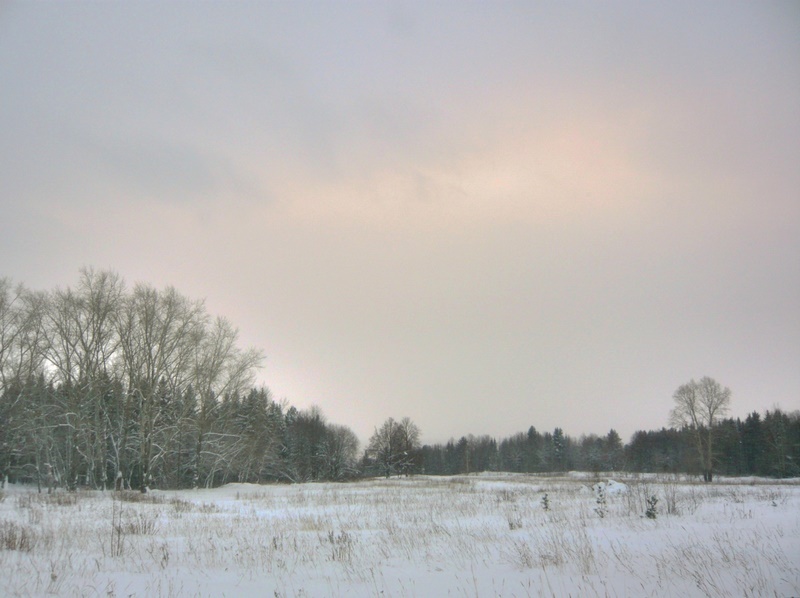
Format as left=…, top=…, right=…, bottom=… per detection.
left=0, top=519, right=38, bottom=551
left=0, top=474, right=797, bottom=596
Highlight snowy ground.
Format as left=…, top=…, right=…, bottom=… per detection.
left=1, top=473, right=798, bottom=597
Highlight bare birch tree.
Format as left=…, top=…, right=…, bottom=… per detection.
left=38, top=269, right=124, bottom=489
left=2, top=270, right=266, bottom=490
left=189, top=316, right=263, bottom=487
left=670, top=376, right=731, bottom=482
left=115, top=284, right=206, bottom=491
left=0, top=286, right=51, bottom=490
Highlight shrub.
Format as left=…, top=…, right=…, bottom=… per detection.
left=119, top=512, right=160, bottom=535
left=663, top=481, right=680, bottom=515
left=645, top=495, right=658, bottom=519
left=595, top=486, right=607, bottom=519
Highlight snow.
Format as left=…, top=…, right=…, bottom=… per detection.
left=592, top=479, right=628, bottom=495
left=1, top=474, right=798, bottom=597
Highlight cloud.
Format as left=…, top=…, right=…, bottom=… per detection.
left=0, top=1, right=798, bottom=443
left=83, top=134, right=218, bottom=199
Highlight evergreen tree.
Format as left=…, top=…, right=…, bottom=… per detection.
left=741, top=412, right=765, bottom=475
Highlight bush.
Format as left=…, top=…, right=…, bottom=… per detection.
left=645, top=495, right=658, bottom=519
left=595, top=486, right=607, bottom=519
left=541, top=493, right=550, bottom=511
left=118, top=512, right=160, bottom=535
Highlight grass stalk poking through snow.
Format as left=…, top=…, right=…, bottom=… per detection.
left=0, top=473, right=797, bottom=597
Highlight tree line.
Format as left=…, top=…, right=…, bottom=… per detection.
left=417, top=409, right=799, bottom=479
left=0, top=270, right=360, bottom=491
left=2, top=271, right=798, bottom=491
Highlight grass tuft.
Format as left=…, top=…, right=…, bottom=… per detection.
left=0, top=520, right=37, bottom=552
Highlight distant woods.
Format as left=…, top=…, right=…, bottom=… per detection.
left=1, top=270, right=798, bottom=492
left=419, top=382, right=797, bottom=480
left=419, top=409, right=799, bottom=479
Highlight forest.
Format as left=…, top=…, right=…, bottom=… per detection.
left=1, top=270, right=798, bottom=492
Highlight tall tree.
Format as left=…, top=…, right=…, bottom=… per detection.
left=741, top=412, right=765, bottom=475
left=604, top=429, right=623, bottom=471
left=762, top=409, right=796, bottom=478
left=670, top=376, right=731, bottom=482
left=366, top=417, right=421, bottom=477
left=44, top=269, right=124, bottom=489
left=0, top=278, right=24, bottom=392
left=189, top=315, right=263, bottom=487
left=319, top=423, right=360, bottom=480
left=551, top=427, right=567, bottom=471
left=115, top=284, right=206, bottom=491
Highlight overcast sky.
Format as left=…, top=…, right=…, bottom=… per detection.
left=1, top=1, right=798, bottom=445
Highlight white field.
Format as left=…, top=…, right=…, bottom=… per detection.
left=1, top=473, right=798, bottom=597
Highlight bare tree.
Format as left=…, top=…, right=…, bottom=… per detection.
left=0, top=279, right=33, bottom=487
left=0, top=284, right=51, bottom=490
left=319, top=424, right=360, bottom=480
left=188, top=316, right=263, bottom=487
left=0, top=278, right=24, bottom=392
left=38, top=269, right=124, bottom=489
left=670, top=376, right=731, bottom=482
left=0, top=281, right=48, bottom=405
left=2, top=270, right=266, bottom=490
left=113, top=284, right=263, bottom=490
left=367, top=417, right=421, bottom=478
left=115, top=284, right=207, bottom=491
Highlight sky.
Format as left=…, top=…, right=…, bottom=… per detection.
left=1, top=1, right=798, bottom=445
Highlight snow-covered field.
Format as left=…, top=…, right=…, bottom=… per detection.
left=1, top=473, right=798, bottom=597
